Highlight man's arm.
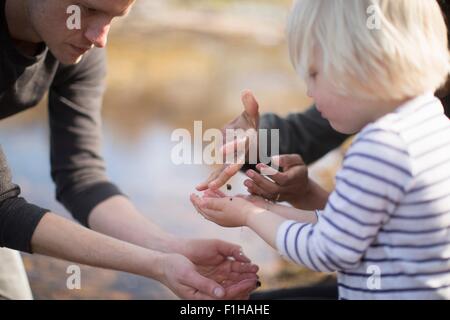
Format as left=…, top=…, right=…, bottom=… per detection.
left=48, top=47, right=178, bottom=250
left=0, top=145, right=47, bottom=252
left=49, top=47, right=122, bottom=227
left=0, top=144, right=242, bottom=299
left=31, top=212, right=165, bottom=282
left=259, top=105, right=349, bottom=165
left=48, top=48, right=250, bottom=263
left=31, top=211, right=242, bottom=299
left=88, top=195, right=182, bottom=254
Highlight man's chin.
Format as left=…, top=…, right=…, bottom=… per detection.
left=57, top=53, right=84, bottom=66
left=48, top=46, right=84, bottom=65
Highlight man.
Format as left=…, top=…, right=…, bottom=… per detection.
left=0, top=0, right=259, bottom=300
left=198, top=0, right=449, bottom=299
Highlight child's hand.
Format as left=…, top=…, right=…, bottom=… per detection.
left=190, top=192, right=264, bottom=228
left=237, top=194, right=273, bottom=210
left=202, top=189, right=271, bottom=210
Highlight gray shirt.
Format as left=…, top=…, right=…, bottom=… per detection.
left=0, top=0, right=122, bottom=253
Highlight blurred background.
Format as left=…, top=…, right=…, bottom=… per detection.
left=0, top=0, right=345, bottom=299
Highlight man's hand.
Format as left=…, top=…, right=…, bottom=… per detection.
left=179, top=238, right=260, bottom=299
left=159, top=252, right=259, bottom=300
left=244, top=154, right=329, bottom=210
left=196, top=90, right=260, bottom=191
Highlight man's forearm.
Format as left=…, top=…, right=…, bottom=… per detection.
left=31, top=212, right=166, bottom=281
left=260, top=107, right=349, bottom=164
left=88, top=195, right=184, bottom=255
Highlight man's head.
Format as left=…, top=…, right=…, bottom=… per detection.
left=25, top=0, right=135, bottom=65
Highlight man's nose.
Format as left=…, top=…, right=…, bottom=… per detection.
left=84, top=20, right=111, bottom=48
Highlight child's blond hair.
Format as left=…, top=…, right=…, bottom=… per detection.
left=288, top=0, right=450, bottom=101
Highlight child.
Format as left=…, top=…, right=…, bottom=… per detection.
left=191, top=0, right=450, bottom=299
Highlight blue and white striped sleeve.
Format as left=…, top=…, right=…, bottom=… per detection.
left=276, top=129, right=413, bottom=272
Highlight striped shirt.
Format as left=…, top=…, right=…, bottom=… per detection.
left=276, top=93, right=450, bottom=299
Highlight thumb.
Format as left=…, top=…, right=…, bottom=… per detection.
left=184, top=271, right=225, bottom=299
left=241, top=90, right=259, bottom=128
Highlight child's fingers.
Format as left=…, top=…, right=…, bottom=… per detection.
left=203, top=189, right=221, bottom=198
left=204, top=189, right=227, bottom=198
left=208, top=163, right=242, bottom=190
left=201, top=197, right=229, bottom=211
left=213, top=189, right=228, bottom=197
left=196, top=180, right=209, bottom=192
left=190, top=194, right=206, bottom=214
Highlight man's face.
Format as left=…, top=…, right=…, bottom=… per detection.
left=26, top=0, right=135, bottom=65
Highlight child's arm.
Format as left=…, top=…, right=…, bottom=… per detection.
left=192, top=131, right=413, bottom=274
left=245, top=209, right=294, bottom=250
left=191, top=194, right=290, bottom=250
left=263, top=201, right=318, bottom=224
left=191, top=194, right=317, bottom=250
left=204, top=189, right=318, bottom=224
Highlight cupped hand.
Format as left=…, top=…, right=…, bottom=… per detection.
left=160, top=253, right=259, bottom=300
left=190, top=193, right=264, bottom=228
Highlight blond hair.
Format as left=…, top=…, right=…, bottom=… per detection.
left=287, top=0, right=450, bottom=101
